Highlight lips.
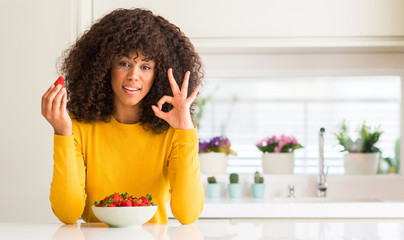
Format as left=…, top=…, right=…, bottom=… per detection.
left=122, top=85, right=140, bottom=95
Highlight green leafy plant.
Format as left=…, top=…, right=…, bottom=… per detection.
left=254, top=171, right=264, bottom=184
left=334, top=120, right=382, bottom=153
left=207, top=176, right=217, bottom=184
left=229, top=173, right=239, bottom=184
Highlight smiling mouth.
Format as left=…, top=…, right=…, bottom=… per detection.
left=122, top=86, right=140, bottom=94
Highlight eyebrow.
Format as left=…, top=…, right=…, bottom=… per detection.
left=141, top=57, right=151, bottom=62
left=121, top=54, right=151, bottom=62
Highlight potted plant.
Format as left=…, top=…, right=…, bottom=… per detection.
left=251, top=171, right=265, bottom=198
left=256, top=135, right=303, bottom=174
left=207, top=176, right=221, bottom=198
left=199, top=136, right=237, bottom=174
left=334, top=120, right=382, bottom=175
left=228, top=173, right=242, bottom=198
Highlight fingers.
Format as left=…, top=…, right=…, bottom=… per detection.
left=187, top=84, right=201, bottom=104
left=168, top=68, right=193, bottom=98
left=167, top=68, right=180, bottom=95
left=51, top=87, right=65, bottom=116
left=41, top=84, right=56, bottom=115
left=156, top=95, right=173, bottom=110
left=60, top=89, right=67, bottom=113
left=181, top=71, right=191, bottom=98
left=42, top=84, right=64, bottom=118
left=151, top=105, right=168, bottom=121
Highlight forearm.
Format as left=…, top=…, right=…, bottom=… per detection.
left=50, top=134, right=86, bottom=224
left=169, top=165, right=204, bottom=224
left=169, top=128, right=205, bottom=224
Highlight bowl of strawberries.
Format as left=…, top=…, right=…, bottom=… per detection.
left=92, top=192, right=158, bottom=228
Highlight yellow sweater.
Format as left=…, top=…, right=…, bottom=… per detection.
left=50, top=116, right=204, bottom=224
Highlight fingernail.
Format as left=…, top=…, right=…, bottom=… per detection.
left=56, top=84, right=62, bottom=89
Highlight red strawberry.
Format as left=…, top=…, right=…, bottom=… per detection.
left=96, top=203, right=103, bottom=207
left=120, top=198, right=133, bottom=207
left=132, top=199, right=142, bottom=206
left=106, top=203, right=116, bottom=207
left=110, top=193, right=122, bottom=205
left=140, top=202, right=148, bottom=206
left=53, top=76, right=65, bottom=88
left=102, top=196, right=112, bottom=204
left=140, top=196, right=150, bottom=205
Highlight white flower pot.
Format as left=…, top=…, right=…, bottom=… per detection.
left=199, top=152, right=228, bottom=174
left=262, top=152, right=294, bottom=174
left=344, top=153, right=379, bottom=175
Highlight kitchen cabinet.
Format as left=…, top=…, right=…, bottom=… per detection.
left=92, top=0, right=404, bottom=38
left=88, top=0, right=404, bottom=54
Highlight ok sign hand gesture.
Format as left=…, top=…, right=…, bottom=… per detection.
left=152, top=68, right=200, bottom=130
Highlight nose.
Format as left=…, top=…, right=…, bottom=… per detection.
left=128, top=65, right=139, bottom=81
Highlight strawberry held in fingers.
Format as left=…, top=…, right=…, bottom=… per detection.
left=53, top=76, right=65, bottom=88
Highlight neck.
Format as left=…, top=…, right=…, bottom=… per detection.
left=113, top=103, right=141, bottom=124
left=113, top=112, right=140, bottom=124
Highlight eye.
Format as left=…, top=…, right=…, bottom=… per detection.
left=141, top=65, right=152, bottom=70
left=119, top=61, right=130, bottom=67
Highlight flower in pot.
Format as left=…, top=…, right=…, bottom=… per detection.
left=207, top=176, right=221, bottom=198
left=334, top=120, right=382, bottom=175
left=228, top=173, right=242, bottom=198
left=251, top=171, right=265, bottom=198
left=198, top=136, right=237, bottom=174
left=256, top=135, right=303, bottom=174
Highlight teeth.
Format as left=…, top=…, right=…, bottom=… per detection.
left=123, top=86, right=139, bottom=91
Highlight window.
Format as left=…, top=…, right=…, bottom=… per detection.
left=197, top=76, right=401, bottom=174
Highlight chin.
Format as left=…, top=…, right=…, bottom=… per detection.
left=124, top=98, right=143, bottom=107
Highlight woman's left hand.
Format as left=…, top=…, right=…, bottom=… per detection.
left=152, top=68, right=200, bottom=130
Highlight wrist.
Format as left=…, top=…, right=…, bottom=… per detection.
left=176, top=123, right=195, bottom=130
left=54, top=128, right=72, bottom=136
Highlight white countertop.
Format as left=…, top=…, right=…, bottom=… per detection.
left=168, top=197, right=404, bottom=219
left=2, top=219, right=404, bottom=240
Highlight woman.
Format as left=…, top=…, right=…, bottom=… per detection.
left=41, top=8, right=204, bottom=224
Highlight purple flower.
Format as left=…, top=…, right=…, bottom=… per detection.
left=198, top=136, right=237, bottom=156
left=198, top=140, right=210, bottom=153
left=212, top=136, right=231, bottom=149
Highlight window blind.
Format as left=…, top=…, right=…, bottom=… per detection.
left=197, top=76, right=401, bottom=174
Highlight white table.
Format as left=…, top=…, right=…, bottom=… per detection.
left=1, top=219, right=404, bottom=240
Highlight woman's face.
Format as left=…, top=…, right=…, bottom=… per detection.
left=111, top=52, right=156, bottom=111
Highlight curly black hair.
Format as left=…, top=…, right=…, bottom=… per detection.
left=59, top=8, right=204, bottom=133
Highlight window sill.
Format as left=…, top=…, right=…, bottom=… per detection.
left=200, top=174, right=404, bottom=201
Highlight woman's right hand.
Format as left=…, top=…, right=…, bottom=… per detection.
left=41, top=84, right=72, bottom=136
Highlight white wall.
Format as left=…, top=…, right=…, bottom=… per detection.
left=0, top=0, right=75, bottom=222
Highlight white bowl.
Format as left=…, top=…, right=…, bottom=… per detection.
left=92, top=205, right=158, bottom=228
